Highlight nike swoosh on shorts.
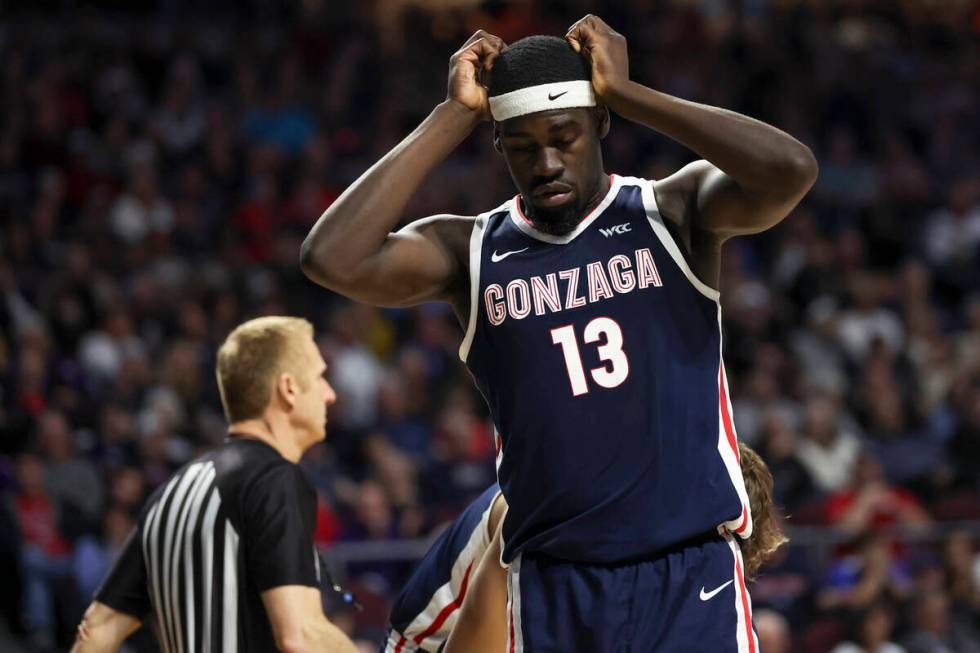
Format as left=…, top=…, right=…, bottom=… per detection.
left=699, top=579, right=734, bottom=601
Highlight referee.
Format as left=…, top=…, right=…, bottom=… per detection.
left=71, top=316, right=359, bottom=653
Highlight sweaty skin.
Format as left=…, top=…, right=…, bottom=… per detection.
left=300, top=17, right=816, bottom=320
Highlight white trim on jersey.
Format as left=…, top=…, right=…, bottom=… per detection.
left=725, top=534, right=759, bottom=653
left=718, top=347, right=753, bottom=539
left=506, top=554, right=525, bottom=653
left=628, top=175, right=721, bottom=301
left=629, top=173, right=753, bottom=536
left=507, top=174, right=622, bottom=245
left=489, top=80, right=596, bottom=122
left=388, top=499, right=495, bottom=652
left=459, top=213, right=489, bottom=362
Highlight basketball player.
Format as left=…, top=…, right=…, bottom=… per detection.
left=301, top=15, right=816, bottom=651
left=382, top=484, right=505, bottom=653
left=442, top=442, right=789, bottom=653
left=71, top=317, right=358, bottom=653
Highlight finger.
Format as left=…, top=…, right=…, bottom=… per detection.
left=483, top=36, right=507, bottom=70
left=566, top=19, right=598, bottom=52
left=464, top=37, right=505, bottom=70
left=459, top=29, right=504, bottom=55
left=461, top=29, right=490, bottom=49
left=483, top=41, right=507, bottom=71
left=586, top=14, right=615, bottom=35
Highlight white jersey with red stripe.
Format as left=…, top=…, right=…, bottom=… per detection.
left=460, top=175, right=753, bottom=565
left=384, top=485, right=500, bottom=653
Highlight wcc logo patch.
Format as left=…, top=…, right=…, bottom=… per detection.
left=600, top=222, right=632, bottom=237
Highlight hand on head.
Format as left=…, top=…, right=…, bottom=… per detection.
left=447, top=30, right=507, bottom=120
left=565, top=15, right=630, bottom=101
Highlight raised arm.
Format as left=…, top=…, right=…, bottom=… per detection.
left=566, top=15, right=817, bottom=245
left=300, top=31, right=506, bottom=309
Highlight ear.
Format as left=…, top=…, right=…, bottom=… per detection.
left=492, top=123, right=503, bottom=154
left=275, top=372, right=298, bottom=410
left=595, top=105, right=610, bottom=140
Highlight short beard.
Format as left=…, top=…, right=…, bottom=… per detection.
left=523, top=197, right=587, bottom=236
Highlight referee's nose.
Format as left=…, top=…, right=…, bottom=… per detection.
left=324, top=379, right=337, bottom=407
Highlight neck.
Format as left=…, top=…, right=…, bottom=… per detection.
left=228, top=413, right=304, bottom=463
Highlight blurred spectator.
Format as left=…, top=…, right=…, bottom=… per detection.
left=796, top=393, right=861, bottom=494
left=837, top=275, right=904, bottom=364
left=37, top=410, right=102, bottom=532
left=756, top=410, right=816, bottom=513
left=948, top=378, right=980, bottom=491
left=942, top=531, right=980, bottom=635
left=14, top=454, right=73, bottom=650
left=750, top=519, right=816, bottom=629
left=755, top=609, right=791, bottom=653
left=830, top=601, right=905, bottom=653
left=818, top=533, right=912, bottom=613
left=902, top=589, right=980, bottom=653
left=923, top=178, right=980, bottom=270
left=824, top=452, right=930, bottom=534
left=71, top=506, right=134, bottom=604
left=109, top=165, right=174, bottom=245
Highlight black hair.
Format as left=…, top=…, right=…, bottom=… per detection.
left=488, top=35, right=590, bottom=97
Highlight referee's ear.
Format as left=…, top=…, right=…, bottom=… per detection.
left=275, top=372, right=299, bottom=409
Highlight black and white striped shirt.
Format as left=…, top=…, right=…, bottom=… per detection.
left=95, top=437, right=320, bottom=652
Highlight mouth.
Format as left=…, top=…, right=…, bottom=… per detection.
left=532, top=182, right=574, bottom=208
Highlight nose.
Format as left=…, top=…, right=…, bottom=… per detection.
left=533, top=147, right=564, bottom=179
left=324, top=381, right=337, bottom=406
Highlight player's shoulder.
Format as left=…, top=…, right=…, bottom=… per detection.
left=649, top=161, right=717, bottom=232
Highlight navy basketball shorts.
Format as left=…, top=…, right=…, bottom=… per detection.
left=505, top=532, right=758, bottom=652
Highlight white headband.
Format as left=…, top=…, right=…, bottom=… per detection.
left=489, top=80, right=596, bottom=122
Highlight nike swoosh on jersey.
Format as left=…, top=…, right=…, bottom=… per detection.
left=491, top=248, right=530, bottom=263
left=699, top=579, right=734, bottom=601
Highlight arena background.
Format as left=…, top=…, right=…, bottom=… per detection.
left=1, top=0, right=978, bottom=651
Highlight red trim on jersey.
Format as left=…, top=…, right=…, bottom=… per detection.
left=514, top=174, right=616, bottom=228
left=408, top=561, right=476, bottom=648
left=509, top=595, right=516, bottom=653
left=732, top=506, right=750, bottom=535
left=394, top=635, right=407, bottom=653
left=734, top=553, right=757, bottom=653
left=719, top=363, right=739, bottom=463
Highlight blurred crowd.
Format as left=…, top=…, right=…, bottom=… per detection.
left=0, top=0, right=978, bottom=651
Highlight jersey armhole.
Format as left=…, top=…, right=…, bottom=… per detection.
left=638, top=178, right=721, bottom=302
left=458, top=214, right=488, bottom=362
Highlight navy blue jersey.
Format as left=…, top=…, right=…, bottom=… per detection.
left=385, top=484, right=500, bottom=653
left=459, top=175, right=752, bottom=564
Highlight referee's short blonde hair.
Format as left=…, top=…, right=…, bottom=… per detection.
left=215, top=316, right=315, bottom=423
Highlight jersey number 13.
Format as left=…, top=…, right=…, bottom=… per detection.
left=550, top=317, right=630, bottom=397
